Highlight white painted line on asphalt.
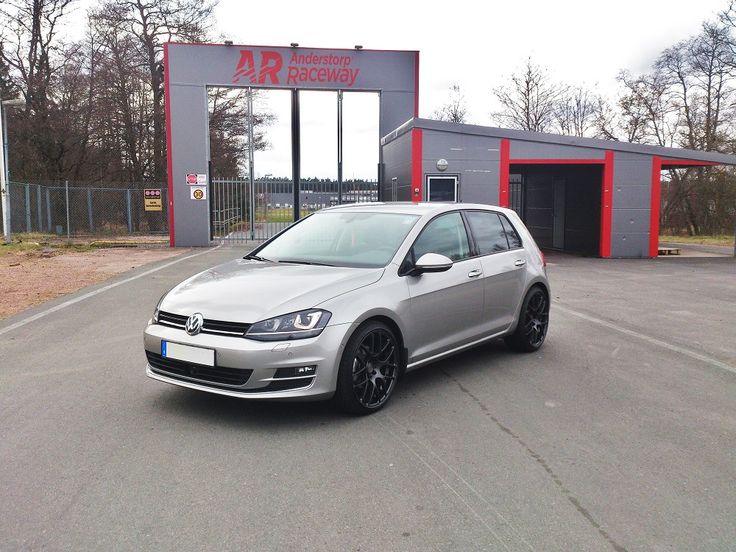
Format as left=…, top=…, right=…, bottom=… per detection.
left=555, top=304, right=736, bottom=376
left=0, top=245, right=223, bottom=337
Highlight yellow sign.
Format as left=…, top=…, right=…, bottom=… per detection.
left=144, top=189, right=163, bottom=212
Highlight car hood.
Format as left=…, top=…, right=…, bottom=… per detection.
left=160, top=259, right=384, bottom=323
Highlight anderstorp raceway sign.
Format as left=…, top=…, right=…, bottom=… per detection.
left=232, top=49, right=360, bottom=87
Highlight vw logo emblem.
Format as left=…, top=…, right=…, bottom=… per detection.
left=185, top=313, right=204, bottom=336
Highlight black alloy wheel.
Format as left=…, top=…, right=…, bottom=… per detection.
left=505, top=287, right=549, bottom=352
left=335, top=321, right=400, bottom=414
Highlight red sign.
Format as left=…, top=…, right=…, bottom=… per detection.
left=186, top=173, right=198, bottom=184
left=233, top=50, right=360, bottom=87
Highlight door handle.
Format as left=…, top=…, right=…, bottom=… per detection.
left=468, top=269, right=482, bottom=278
left=514, top=259, right=526, bottom=267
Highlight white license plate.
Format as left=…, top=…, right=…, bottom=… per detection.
left=161, top=341, right=215, bottom=367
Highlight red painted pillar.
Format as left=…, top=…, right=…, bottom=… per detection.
left=649, top=156, right=662, bottom=258
left=411, top=128, right=423, bottom=202
left=599, top=151, right=614, bottom=257
left=498, top=139, right=510, bottom=207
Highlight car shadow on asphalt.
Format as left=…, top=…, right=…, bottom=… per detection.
left=150, top=339, right=517, bottom=427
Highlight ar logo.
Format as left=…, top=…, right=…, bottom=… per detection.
left=232, top=50, right=283, bottom=85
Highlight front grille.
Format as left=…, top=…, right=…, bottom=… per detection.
left=157, top=311, right=251, bottom=337
left=146, top=351, right=252, bottom=388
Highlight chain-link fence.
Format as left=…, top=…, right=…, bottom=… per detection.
left=2, top=181, right=168, bottom=237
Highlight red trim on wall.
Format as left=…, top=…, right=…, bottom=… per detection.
left=599, top=151, right=614, bottom=258
left=414, top=52, right=420, bottom=118
left=649, top=156, right=662, bottom=258
left=509, top=158, right=604, bottom=165
left=498, top=139, right=510, bottom=207
left=660, top=159, right=716, bottom=167
left=411, top=128, right=423, bottom=202
left=164, top=43, right=175, bottom=247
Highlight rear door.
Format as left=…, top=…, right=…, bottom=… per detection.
left=464, top=210, right=527, bottom=334
left=405, top=211, right=484, bottom=362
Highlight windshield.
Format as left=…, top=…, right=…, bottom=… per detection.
left=255, top=211, right=420, bottom=268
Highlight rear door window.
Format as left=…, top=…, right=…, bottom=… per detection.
left=465, top=211, right=509, bottom=255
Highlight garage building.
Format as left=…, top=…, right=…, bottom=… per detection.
left=381, top=118, right=736, bottom=258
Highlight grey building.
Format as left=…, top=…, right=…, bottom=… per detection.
left=163, top=42, right=734, bottom=257
left=381, top=118, right=736, bottom=258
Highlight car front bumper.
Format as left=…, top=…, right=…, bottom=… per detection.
left=143, top=321, right=354, bottom=400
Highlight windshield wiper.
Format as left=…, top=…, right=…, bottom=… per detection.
left=277, top=259, right=336, bottom=267
left=243, top=254, right=273, bottom=262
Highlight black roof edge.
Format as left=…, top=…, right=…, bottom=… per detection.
left=381, top=118, right=736, bottom=166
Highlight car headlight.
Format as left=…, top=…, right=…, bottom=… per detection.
left=152, top=294, right=166, bottom=323
left=245, top=309, right=331, bottom=341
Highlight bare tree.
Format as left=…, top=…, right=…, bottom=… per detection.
left=0, top=42, right=19, bottom=99
left=432, top=84, right=468, bottom=123
left=208, top=88, right=275, bottom=179
left=0, top=0, right=77, bottom=180
left=93, top=0, right=216, bottom=184
left=616, top=69, right=677, bottom=147
left=552, top=85, right=597, bottom=137
left=492, top=59, right=561, bottom=132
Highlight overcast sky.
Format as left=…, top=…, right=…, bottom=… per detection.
left=214, top=0, right=729, bottom=121
left=66, top=0, right=730, bottom=179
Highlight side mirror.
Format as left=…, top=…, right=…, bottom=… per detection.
left=411, top=253, right=453, bottom=275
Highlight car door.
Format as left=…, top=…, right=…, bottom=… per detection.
left=404, top=212, right=485, bottom=363
left=464, top=210, right=527, bottom=334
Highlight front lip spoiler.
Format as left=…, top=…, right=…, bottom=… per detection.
left=146, top=364, right=331, bottom=401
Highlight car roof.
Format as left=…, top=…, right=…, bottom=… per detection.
left=320, top=202, right=513, bottom=217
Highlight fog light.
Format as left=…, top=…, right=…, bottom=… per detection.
left=274, top=366, right=316, bottom=379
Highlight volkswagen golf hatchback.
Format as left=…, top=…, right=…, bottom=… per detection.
left=144, top=203, right=550, bottom=414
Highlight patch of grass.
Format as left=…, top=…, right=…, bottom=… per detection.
left=660, top=234, right=735, bottom=246
left=0, top=240, right=43, bottom=255
left=260, top=209, right=311, bottom=223
left=0, top=234, right=98, bottom=257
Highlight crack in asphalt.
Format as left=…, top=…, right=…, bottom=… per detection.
left=382, top=413, right=536, bottom=551
left=440, top=368, right=629, bottom=552
left=378, top=416, right=517, bottom=551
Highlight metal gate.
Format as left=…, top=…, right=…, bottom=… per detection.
left=208, top=88, right=380, bottom=244
left=210, top=177, right=379, bottom=243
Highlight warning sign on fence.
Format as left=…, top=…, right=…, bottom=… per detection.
left=144, top=189, right=163, bottom=212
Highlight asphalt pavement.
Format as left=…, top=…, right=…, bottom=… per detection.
left=1, top=247, right=735, bottom=551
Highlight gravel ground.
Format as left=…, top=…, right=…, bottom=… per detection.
left=0, top=247, right=189, bottom=320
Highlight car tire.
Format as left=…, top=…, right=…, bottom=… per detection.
left=504, top=286, right=549, bottom=353
left=334, top=321, right=400, bottom=415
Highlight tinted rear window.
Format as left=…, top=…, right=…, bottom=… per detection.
left=465, top=211, right=509, bottom=255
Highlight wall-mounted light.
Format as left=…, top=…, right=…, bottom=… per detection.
left=354, top=45, right=363, bottom=50
left=224, top=40, right=233, bottom=46
left=290, top=43, right=299, bottom=48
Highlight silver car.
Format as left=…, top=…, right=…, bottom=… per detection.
left=144, top=203, right=550, bottom=414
